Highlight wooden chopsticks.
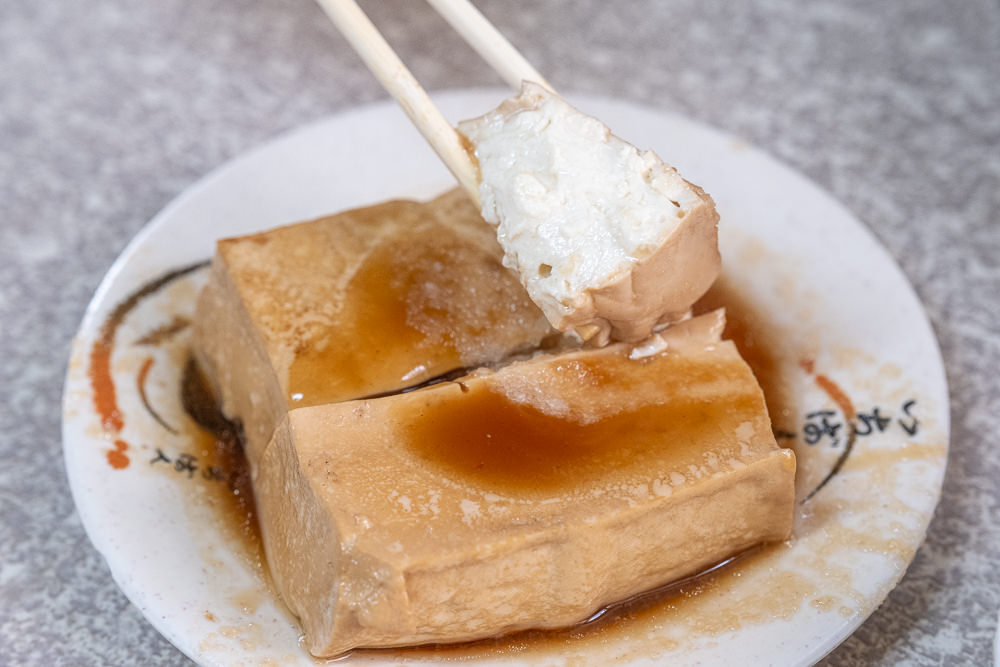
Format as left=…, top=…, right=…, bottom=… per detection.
left=315, top=0, right=481, bottom=203
left=315, top=0, right=553, bottom=204
left=423, top=0, right=553, bottom=92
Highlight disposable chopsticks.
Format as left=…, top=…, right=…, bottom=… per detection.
left=423, top=0, right=553, bottom=92
left=315, top=0, right=553, bottom=204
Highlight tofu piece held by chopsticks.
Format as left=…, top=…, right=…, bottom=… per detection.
left=460, top=83, right=721, bottom=345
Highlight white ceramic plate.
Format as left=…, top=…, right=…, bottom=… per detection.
left=63, top=90, right=949, bottom=666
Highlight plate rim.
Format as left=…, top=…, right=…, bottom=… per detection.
left=62, top=87, right=951, bottom=666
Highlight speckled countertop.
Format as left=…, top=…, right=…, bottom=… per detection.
left=1, top=0, right=997, bottom=664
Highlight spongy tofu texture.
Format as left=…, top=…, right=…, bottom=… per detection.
left=194, top=190, right=795, bottom=656
left=458, top=83, right=721, bottom=342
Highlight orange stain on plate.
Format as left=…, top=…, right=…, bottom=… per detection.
left=107, top=439, right=130, bottom=469
left=89, top=340, right=124, bottom=433
left=90, top=336, right=131, bottom=469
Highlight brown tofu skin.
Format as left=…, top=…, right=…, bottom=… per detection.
left=193, top=189, right=554, bottom=469
left=193, top=189, right=796, bottom=657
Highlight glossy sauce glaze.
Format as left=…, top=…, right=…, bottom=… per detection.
left=287, top=238, right=461, bottom=408
left=287, top=227, right=547, bottom=408
left=403, top=355, right=757, bottom=494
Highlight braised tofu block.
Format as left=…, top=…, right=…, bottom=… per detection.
left=254, top=315, right=795, bottom=655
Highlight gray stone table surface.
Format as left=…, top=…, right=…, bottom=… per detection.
left=1, top=0, right=997, bottom=664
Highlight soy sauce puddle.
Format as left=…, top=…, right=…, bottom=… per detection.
left=179, top=356, right=259, bottom=547
left=335, top=547, right=770, bottom=663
